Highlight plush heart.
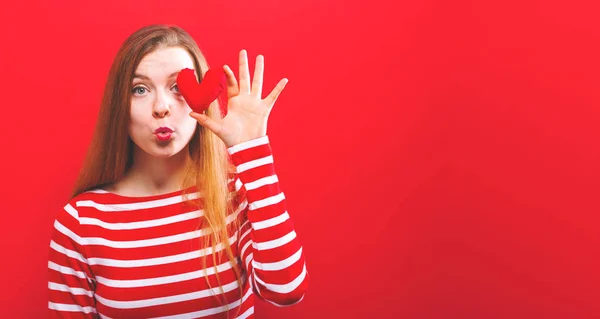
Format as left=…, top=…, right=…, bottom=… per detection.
left=176, top=67, right=226, bottom=114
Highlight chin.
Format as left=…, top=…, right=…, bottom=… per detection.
left=152, top=146, right=184, bottom=158
left=143, top=140, right=182, bottom=157
left=151, top=151, right=178, bottom=158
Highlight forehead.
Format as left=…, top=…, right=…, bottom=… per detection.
left=134, top=46, right=195, bottom=80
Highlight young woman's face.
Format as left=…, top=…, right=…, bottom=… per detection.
left=128, top=46, right=198, bottom=158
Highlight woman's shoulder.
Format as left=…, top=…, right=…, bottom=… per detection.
left=58, top=187, right=116, bottom=218
left=52, top=188, right=108, bottom=231
left=69, top=187, right=114, bottom=203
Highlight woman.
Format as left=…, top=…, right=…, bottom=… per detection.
left=47, top=24, right=308, bottom=318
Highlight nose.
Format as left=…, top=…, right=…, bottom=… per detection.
left=152, top=93, right=171, bottom=118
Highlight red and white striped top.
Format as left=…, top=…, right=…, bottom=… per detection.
left=47, top=135, right=308, bottom=318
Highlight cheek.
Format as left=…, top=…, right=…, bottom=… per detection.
left=176, top=114, right=198, bottom=139
left=130, top=97, right=152, bottom=119
left=174, top=98, right=193, bottom=114
left=181, top=116, right=198, bottom=135
left=128, top=102, right=151, bottom=134
left=181, top=100, right=192, bottom=112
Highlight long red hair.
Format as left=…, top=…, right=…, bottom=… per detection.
left=71, top=24, right=242, bottom=311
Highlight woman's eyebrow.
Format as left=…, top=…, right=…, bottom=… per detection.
left=133, top=71, right=180, bottom=80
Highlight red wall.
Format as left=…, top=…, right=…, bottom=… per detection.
left=1, top=0, right=599, bottom=318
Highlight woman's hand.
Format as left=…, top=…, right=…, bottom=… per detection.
left=189, top=49, right=288, bottom=148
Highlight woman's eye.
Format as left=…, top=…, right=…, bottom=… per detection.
left=132, top=86, right=147, bottom=95
left=172, top=84, right=180, bottom=93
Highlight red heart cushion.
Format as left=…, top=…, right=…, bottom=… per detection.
left=176, top=67, right=226, bottom=114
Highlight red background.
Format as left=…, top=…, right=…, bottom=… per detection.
left=1, top=0, right=599, bottom=318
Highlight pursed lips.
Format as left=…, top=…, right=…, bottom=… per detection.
left=154, top=127, right=174, bottom=134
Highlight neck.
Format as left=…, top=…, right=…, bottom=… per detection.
left=117, top=145, right=193, bottom=197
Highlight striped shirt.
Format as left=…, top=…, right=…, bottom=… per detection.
left=47, top=135, right=308, bottom=318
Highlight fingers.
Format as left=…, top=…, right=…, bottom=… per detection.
left=238, top=49, right=251, bottom=94
left=264, top=78, right=289, bottom=108
left=223, top=64, right=239, bottom=99
left=189, top=111, right=224, bottom=136
left=251, top=55, right=264, bottom=98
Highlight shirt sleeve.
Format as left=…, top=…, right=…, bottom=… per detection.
left=48, top=201, right=98, bottom=318
left=228, top=135, right=309, bottom=307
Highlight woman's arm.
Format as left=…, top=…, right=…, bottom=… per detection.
left=48, top=202, right=98, bottom=318
left=229, top=135, right=309, bottom=306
